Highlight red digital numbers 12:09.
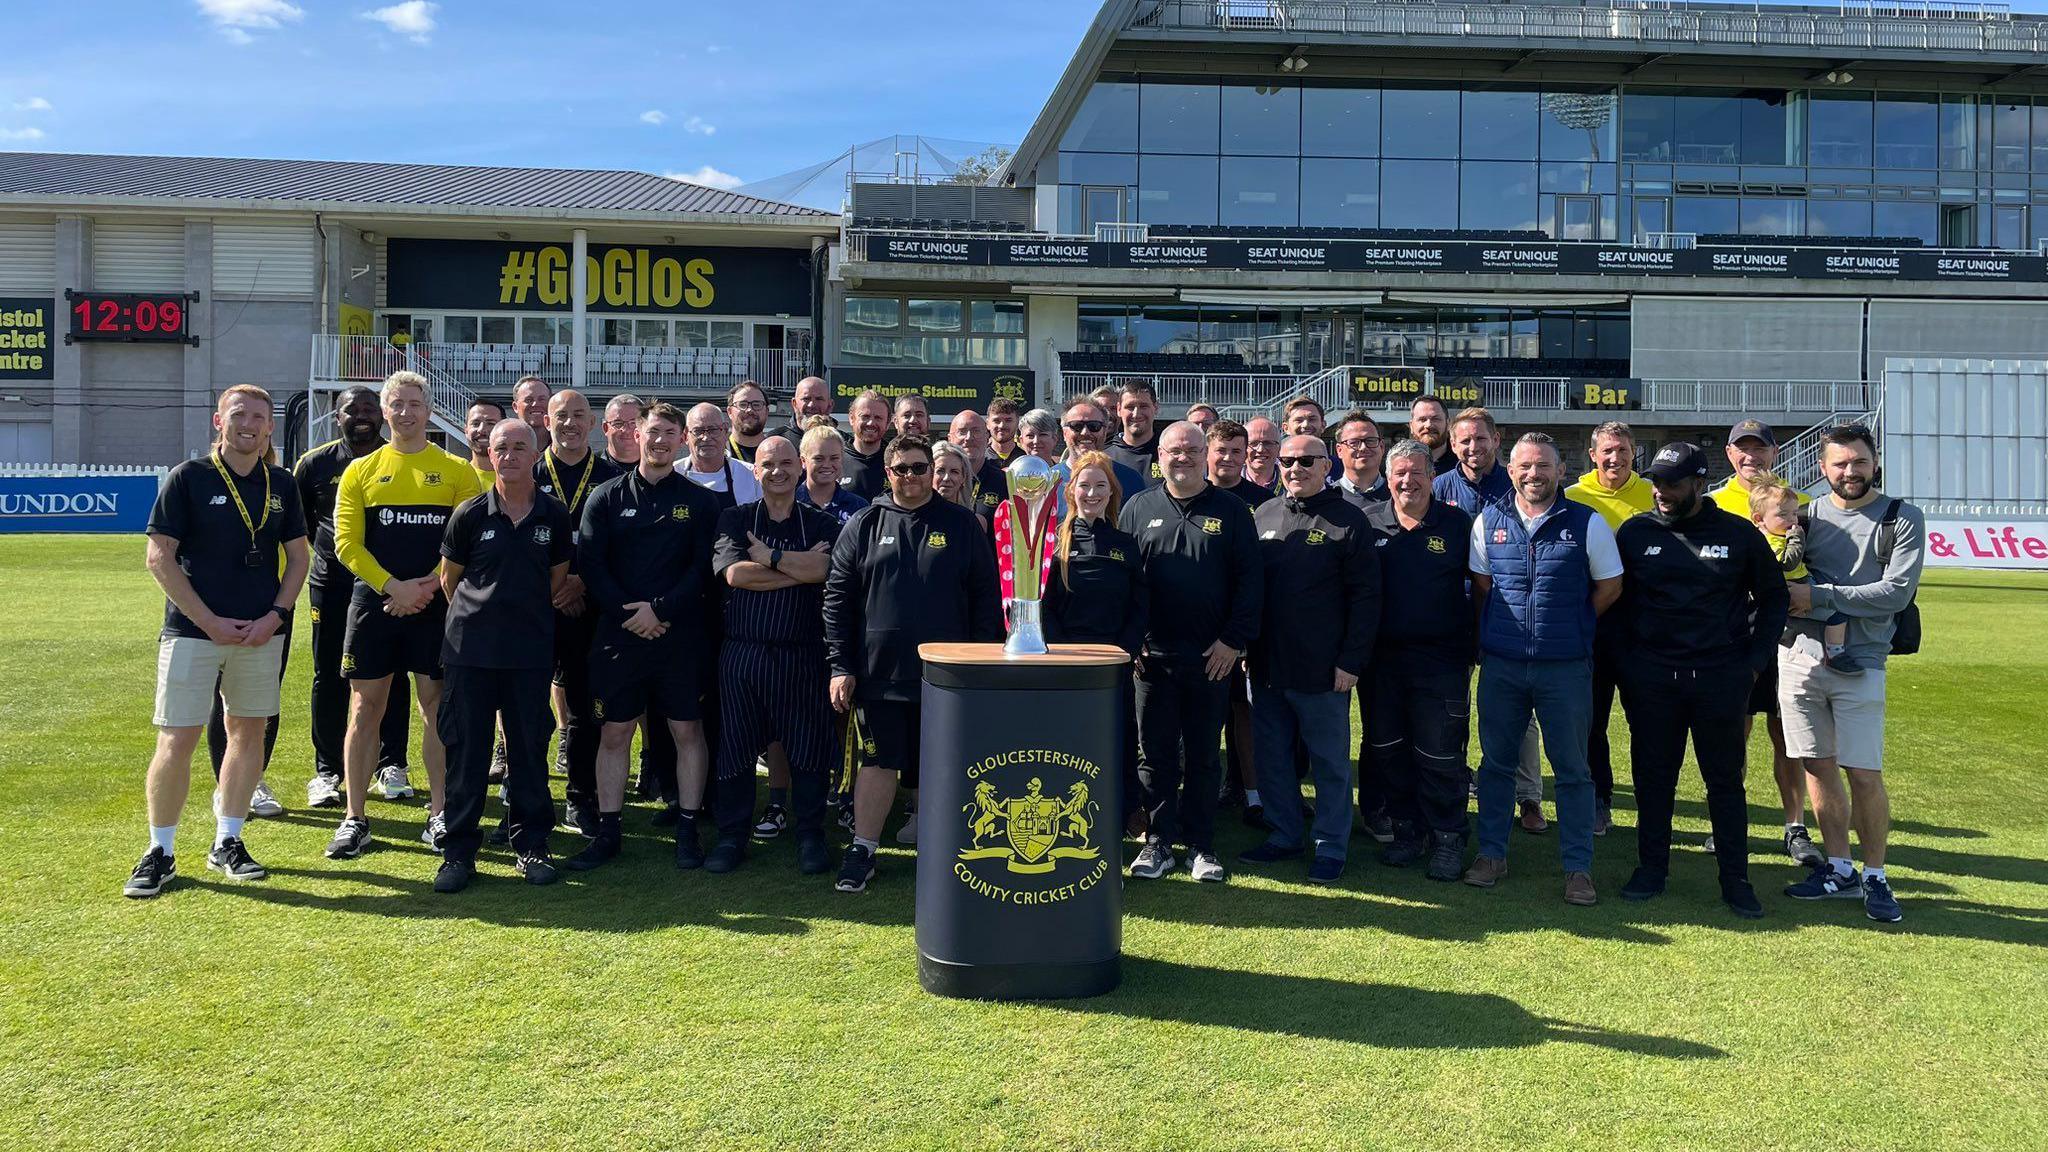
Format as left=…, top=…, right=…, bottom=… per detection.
left=65, top=291, right=196, bottom=344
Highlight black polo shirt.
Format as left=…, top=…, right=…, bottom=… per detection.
left=713, top=499, right=841, bottom=645
left=1366, top=497, right=1474, bottom=667
left=147, top=455, right=308, bottom=641
left=440, top=488, right=575, bottom=669
left=292, top=438, right=366, bottom=588
left=969, top=456, right=1007, bottom=522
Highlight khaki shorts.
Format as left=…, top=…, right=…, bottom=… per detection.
left=154, top=636, right=285, bottom=728
left=1777, top=639, right=1887, bottom=771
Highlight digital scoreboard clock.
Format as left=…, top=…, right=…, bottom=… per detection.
left=65, top=290, right=199, bottom=345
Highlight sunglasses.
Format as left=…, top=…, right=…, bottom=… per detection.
left=1278, top=455, right=1327, bottom=468
left=888, top=461, right=932, bottom=477
left=1064, top=420, right=1105, bottom=433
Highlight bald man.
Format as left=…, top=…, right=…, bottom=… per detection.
left=769, top=376, right=833, bottom=447
left=948, top=408, right=1006, bottom=523
left=535, top=389, right=621, bottom=834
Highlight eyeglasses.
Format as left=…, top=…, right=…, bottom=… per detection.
left=1249, top=439, right=1280, bottom=450
left=887, top=461, right=932, bottom=477
left=1064, top=420, right=1105, bottom=434
left=730, top=400, right=766, bottom=411
left=1338, top=437, right=1382, bottom=450
left=1277, top=455, right=1327, bottom=468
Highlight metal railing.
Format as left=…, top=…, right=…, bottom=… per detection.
left=311, top=335, right=812, bottom=400
left=1777, top=407, right=1881, bottom=492
left=1640, top=379, right=1874, bottom=413
left=1057, top=370, right=1302, bottom=410
left=1133, top=0, right=2048, bottom=55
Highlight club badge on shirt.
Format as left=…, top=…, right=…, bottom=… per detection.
left=1201, top=518, right=1222, bottom=535
left=928, top=532, right=949, bottom=550
left=1426, top=536, right=1446, bottom=554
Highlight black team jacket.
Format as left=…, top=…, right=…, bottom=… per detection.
left=823, top=493, right=1002, bottom=702
left=1250, top=485, right=1380, bottom=690
left=1043, top=517, right=1149, bottom=658
left=1615, top=501, right=1789, bottom=674
left=1117, top=481, right=1262, bottom=662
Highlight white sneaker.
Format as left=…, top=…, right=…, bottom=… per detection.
left=306, top=774, right=342, bottom=808
left=1189, top=852, right=1228, bottom=883
left=1129, top=840, right=1177, bottom=879
left=376, top=764, right=414, bottom=800
left=894, top=811, right=918, bottom=846
left=421, top=812, right=447, bottom=850
left=248, top=780, right=284, bottom=818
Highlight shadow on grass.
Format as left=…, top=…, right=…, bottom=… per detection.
left=1077, top=957, right=1726, bottom=1059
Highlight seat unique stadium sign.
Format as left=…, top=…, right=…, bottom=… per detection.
left=863, top=236, right=2048, bottom=283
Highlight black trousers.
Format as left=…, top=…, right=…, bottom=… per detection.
left=553, top=608, right=600, bottom=811
left=308, top=577, right=409, bottom=781
left=1136, top=654, right=1230, bottom=853
left=439, top=663, right=555, bottom=861
left=1353, top=678, right=1387, bottom=818
left=1587, top=624, right=1627, bottom=805
left=206, top=615, right=292, bottom=779
left=712, top=642, right=834, bottom=838
left=1367, top=655, right=1472, bottom=836
left=1626, top=659, right=1752, bottom=883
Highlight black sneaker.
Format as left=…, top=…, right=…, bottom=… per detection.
left=1379, top=836, right=1426, bottom=868
left=562, top=801, right=595, bottom=838
left=1864, top=874, right=1903, bottom=923
left=515, top=853, right=559, bottom=886
left=752, top=803, right=788, bottom=841
left=1424, top=832, right=1466, bottom=882
left=123, top=847, right=176, bottom=898
left=651, top=803, right=683, bottom=829
left=674, top=817, right=705, bottom=870
left=1306, top=855, right=1344, bottom=884
left=1785, top=860, right=1863, bottom=900
left=1360, top=809, right=1394, bottom=844
left=1620, top=867, right=1667, bottom=901
left=433, top=859, right=475, bottom=893
left=835, top=843, right=876, bottom=892
left=324, top=817, right=370, bottom=860
left=487, top=821, right=511, bottom=847
left=206, top=837, right=267, bottom=881
left=1784, top=824, right=1823, bottom=867
left=705, top=836, right=747, bottom=874
left=796, top=830, right=830, bottom=875
left=836, top=799, right=855, bottom=833
left=563, top=835, right=621, bottom=872
left=1240, top=803, right=1267, bottom=830
left=1723, top=878, right=1765, bottom=919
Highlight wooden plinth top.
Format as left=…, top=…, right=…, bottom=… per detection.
left=919, top=642, right=1130, bottom=667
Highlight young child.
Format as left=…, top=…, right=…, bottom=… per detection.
left=1749, top=476, right=1860, bottom=675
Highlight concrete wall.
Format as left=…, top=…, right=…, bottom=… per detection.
left=1027, top=295, right=1078, bottom=409
left=1630, top=296, right=1865, bottom=382
left=1866, top=300, right=2048, bottom=378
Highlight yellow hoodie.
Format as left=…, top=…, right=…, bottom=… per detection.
left=1565, top=469, right=1654, bottom=530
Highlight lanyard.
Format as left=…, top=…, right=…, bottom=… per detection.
left=544, top=450, right=593, bottom=512
left=211, top=451, right=270, bottom=549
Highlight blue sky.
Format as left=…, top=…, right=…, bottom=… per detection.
left=0, top=0, right=1101, bottom=194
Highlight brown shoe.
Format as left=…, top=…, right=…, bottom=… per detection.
left=1463, top=856, right=1508, bottom=888
left=1518, top=800, right=1548, bottom=833
left=1564, top=871, right=1597, bottom=906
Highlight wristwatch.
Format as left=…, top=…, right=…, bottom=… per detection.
left=769, top=548, right=785, bottom=570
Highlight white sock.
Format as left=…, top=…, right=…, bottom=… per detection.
left=216, top=816, right=245, bottom=846
left=149, top=825, right=177, bottom=856
left=853, top=836, right=879, bottom=854
left=1244, top=789, right=1262, bottom=808
left=1865, top=865, right=1886, bottom=883
left=1785, top=822, right=1803, bottom=835
left=1829, top=855, right=1854, bottom=878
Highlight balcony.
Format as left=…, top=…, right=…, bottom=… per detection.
left=310, top=334, right=813, bottom=400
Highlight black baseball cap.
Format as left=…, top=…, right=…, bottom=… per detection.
left=1646, top=442, right=1709, bottom=483
left=1726, top=419, right=1777, bottom=447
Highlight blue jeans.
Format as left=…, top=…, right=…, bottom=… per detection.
left=1251, top=683, right=1356, bottom=861
left=1477, top=655, right=1594, bottom=873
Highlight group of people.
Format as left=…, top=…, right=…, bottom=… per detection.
left=126, top=371, right=1926, bottom=924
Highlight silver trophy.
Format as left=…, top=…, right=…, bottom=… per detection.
left=1002, top=455, right=1058, bottom=656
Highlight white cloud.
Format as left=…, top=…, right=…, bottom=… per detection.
left=362, top=1, right=438, bottom=44
left=666, top=166, right=743, bottom=191
left=0, top=127, right=47, bottom=142
left=681, top=115, right=715, bottom=136
left=639, top=109, right=667, bottom=126
left=195, top=0, right=304, bottom=42
left=13, top=97, right=52, bottom=112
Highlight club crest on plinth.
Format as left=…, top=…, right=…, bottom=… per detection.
left=961, top=777, right=1098, bottom=874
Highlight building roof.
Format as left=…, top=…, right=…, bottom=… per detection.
left=0, top=152, right=836, bottom=223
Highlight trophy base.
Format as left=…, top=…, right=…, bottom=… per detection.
left=1003, top=599, right=1048, bottom=657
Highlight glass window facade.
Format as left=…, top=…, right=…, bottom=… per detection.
left=1053, top=78, right=2048, bottom=248
left=838, top=295, right=1025, bottom=367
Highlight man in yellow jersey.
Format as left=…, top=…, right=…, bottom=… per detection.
left=1707, top=418, right=1822, bottom=867
left=1565, top=421, right=1654, bottom=835
left=464, top=399, right=503, bottom=487
left=325, top=371, right=483, bottom=860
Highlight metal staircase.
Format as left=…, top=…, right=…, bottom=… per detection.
left=1774, top=404, right=1881, bottom=495
left=307, top=335, right=481, bottom=446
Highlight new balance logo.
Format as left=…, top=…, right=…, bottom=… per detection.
left=1643, top=545, right=1662, bottom=556
left=209, top=495, right=228, bottom=505
left=1147, top=519, right=1164, bottom=529
left=879, top=535, right=896, bottom=545
left=620, top=508, right=638, bottom=518
left=479, top=530, right=496, bottom=541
